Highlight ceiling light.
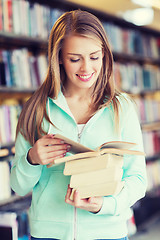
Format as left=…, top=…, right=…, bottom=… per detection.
left=123, top=8, right=154, bottom=26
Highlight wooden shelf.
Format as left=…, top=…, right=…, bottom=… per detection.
left=0, top=31, right=48, bottom=51
left=146, top=153, right=160, bottom=162
left=40, top=0, right=160, bottom=36
left=113, top=52, right=160, bottom=65
left=142, top=121, right=160, bottom=132
left=0, top=193, right=32, bottom=209
left=0, top=87, right=36, bottom=100
left=0, top=142, right=15, bottom=159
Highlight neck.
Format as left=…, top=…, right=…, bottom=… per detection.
left=63, top=85, right=94, bottom=101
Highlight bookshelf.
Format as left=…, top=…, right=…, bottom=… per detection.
left=0, top=0, right=160, bottom=238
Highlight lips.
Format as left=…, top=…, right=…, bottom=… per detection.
left=76, top=73, right=94, bottom=82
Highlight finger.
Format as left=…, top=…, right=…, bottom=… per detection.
left=40, top=138, right=65, bottom=147
left=73, top=190, right=81, bottom=207
left=88, top=197, right=94, bottom=204
left=46, top=153, right=67, bottom=166
left=40, top=134, right=55, bottom=140
left=65, top=185, right=73, bottom=204
left=45, top=144, right=70, bottom=153
left=44, top=150, right=67, bottom=161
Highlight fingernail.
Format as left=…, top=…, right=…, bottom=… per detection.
left=66, top=145, right=71, bottom=151
left=49, top=134, right=55, bottom=137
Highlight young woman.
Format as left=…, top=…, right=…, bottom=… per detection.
left=10, top=10, right=147, bottom=240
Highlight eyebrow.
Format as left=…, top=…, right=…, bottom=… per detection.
left=67, top=50, right=101, bottom=56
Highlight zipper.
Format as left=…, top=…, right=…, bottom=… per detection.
left=73, top=124, right=86, bottom=240
left=74, top=207, right=77, bottom=240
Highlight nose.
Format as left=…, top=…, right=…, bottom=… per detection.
left=80, top=59, right=90, bottom=72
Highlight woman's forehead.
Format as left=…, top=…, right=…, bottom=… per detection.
left=62, top=35, right=102, bottom=53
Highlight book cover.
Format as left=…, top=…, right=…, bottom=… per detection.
left=0, top=0, right=3, bottom=31
left=70, top=181, right=124, bottom=200
left=70, top=167, right=123, bottom=188
left=64, top=154, right=123, bottom=175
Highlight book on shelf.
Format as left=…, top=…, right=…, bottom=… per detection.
left=0, top=100, right=22, bottom=145
left=0, top=0, right=64, bottom=38
left=0, top=161, right=11, bottom=201
left=113, top=62, right=160, bottom=94
left=0, top=0, right=2, bottom=31
left=0, top=49, right=48, bottom=89
left=146, top=160, right=160, bottom=192
left=0, top=210, right=30, bottom=240
left=142, top=131, right=160, bottom=158
left=0, top=212, right=18, bottom=240
left=103, top=22, right=160, bottom=58
left=2, top=0, right=13, bottom=33
left=48, top=134, right=144, bottom=199
left=134, top=95, right=160, bottom=124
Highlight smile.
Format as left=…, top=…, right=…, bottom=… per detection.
left=76, top=73, right=94, bottom=82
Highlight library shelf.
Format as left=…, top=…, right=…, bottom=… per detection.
left=146, top=185, right=160, bottom=197
left=0, top=87, right=36, bottom=100
left=0, top=32, right=48, bottom=51
left=142, top=121, right=160, bottom=132
left=146, top=154, right=160, bottom=162
left=0, top=142, right=15, bottom=159
left=0, top=192, right=32, bottom=209
left=1, top=30, right=159, bottom=65
left=113, top=52, right=160, bottom=65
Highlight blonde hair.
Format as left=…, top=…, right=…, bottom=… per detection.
left=16, top=9, right=122, bottom=145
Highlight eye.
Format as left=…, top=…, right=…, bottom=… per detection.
left=90, top=57, right=99, bottom=60
left=70, top=58, right=80, bottom=62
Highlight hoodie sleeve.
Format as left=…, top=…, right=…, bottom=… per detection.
left=10, top=132, right=43, bottom=196
left=97, top=98, right=147, bottom=216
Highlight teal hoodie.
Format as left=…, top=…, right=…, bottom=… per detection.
left=10, top=91, right=147, bottom=240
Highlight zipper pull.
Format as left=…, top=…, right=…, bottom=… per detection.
left=78, top=132, right=81, bottom=142
left=77, top=124, right=85, bottom=143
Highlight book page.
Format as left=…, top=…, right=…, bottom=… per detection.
left=54, top=134, right=94, bottom=153
left=55, top=134, right=137, bottom=153
left=99, top=141, right=137, bottom=150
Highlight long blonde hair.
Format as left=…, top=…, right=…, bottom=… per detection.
left=16, top=10, right=122, bottom=145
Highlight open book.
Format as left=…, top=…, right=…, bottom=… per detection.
left=48, top=134, right=145, bottom=167
left=48, top=134, right=145, bottom=199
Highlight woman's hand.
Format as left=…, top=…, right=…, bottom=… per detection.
left=27, top=134, right=70, bottom=165
left=65, top=185, right=103, bottom=213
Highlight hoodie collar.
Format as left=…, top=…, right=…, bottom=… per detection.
left=49, top=91, right=76, bottom=121
left=49, top=90, right=108, bottom=128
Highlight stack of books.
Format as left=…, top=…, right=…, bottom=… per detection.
left=48, top=134, right=145, bottom=199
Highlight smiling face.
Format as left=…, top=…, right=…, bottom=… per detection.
left=60, top=35, right=104, bottom=93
